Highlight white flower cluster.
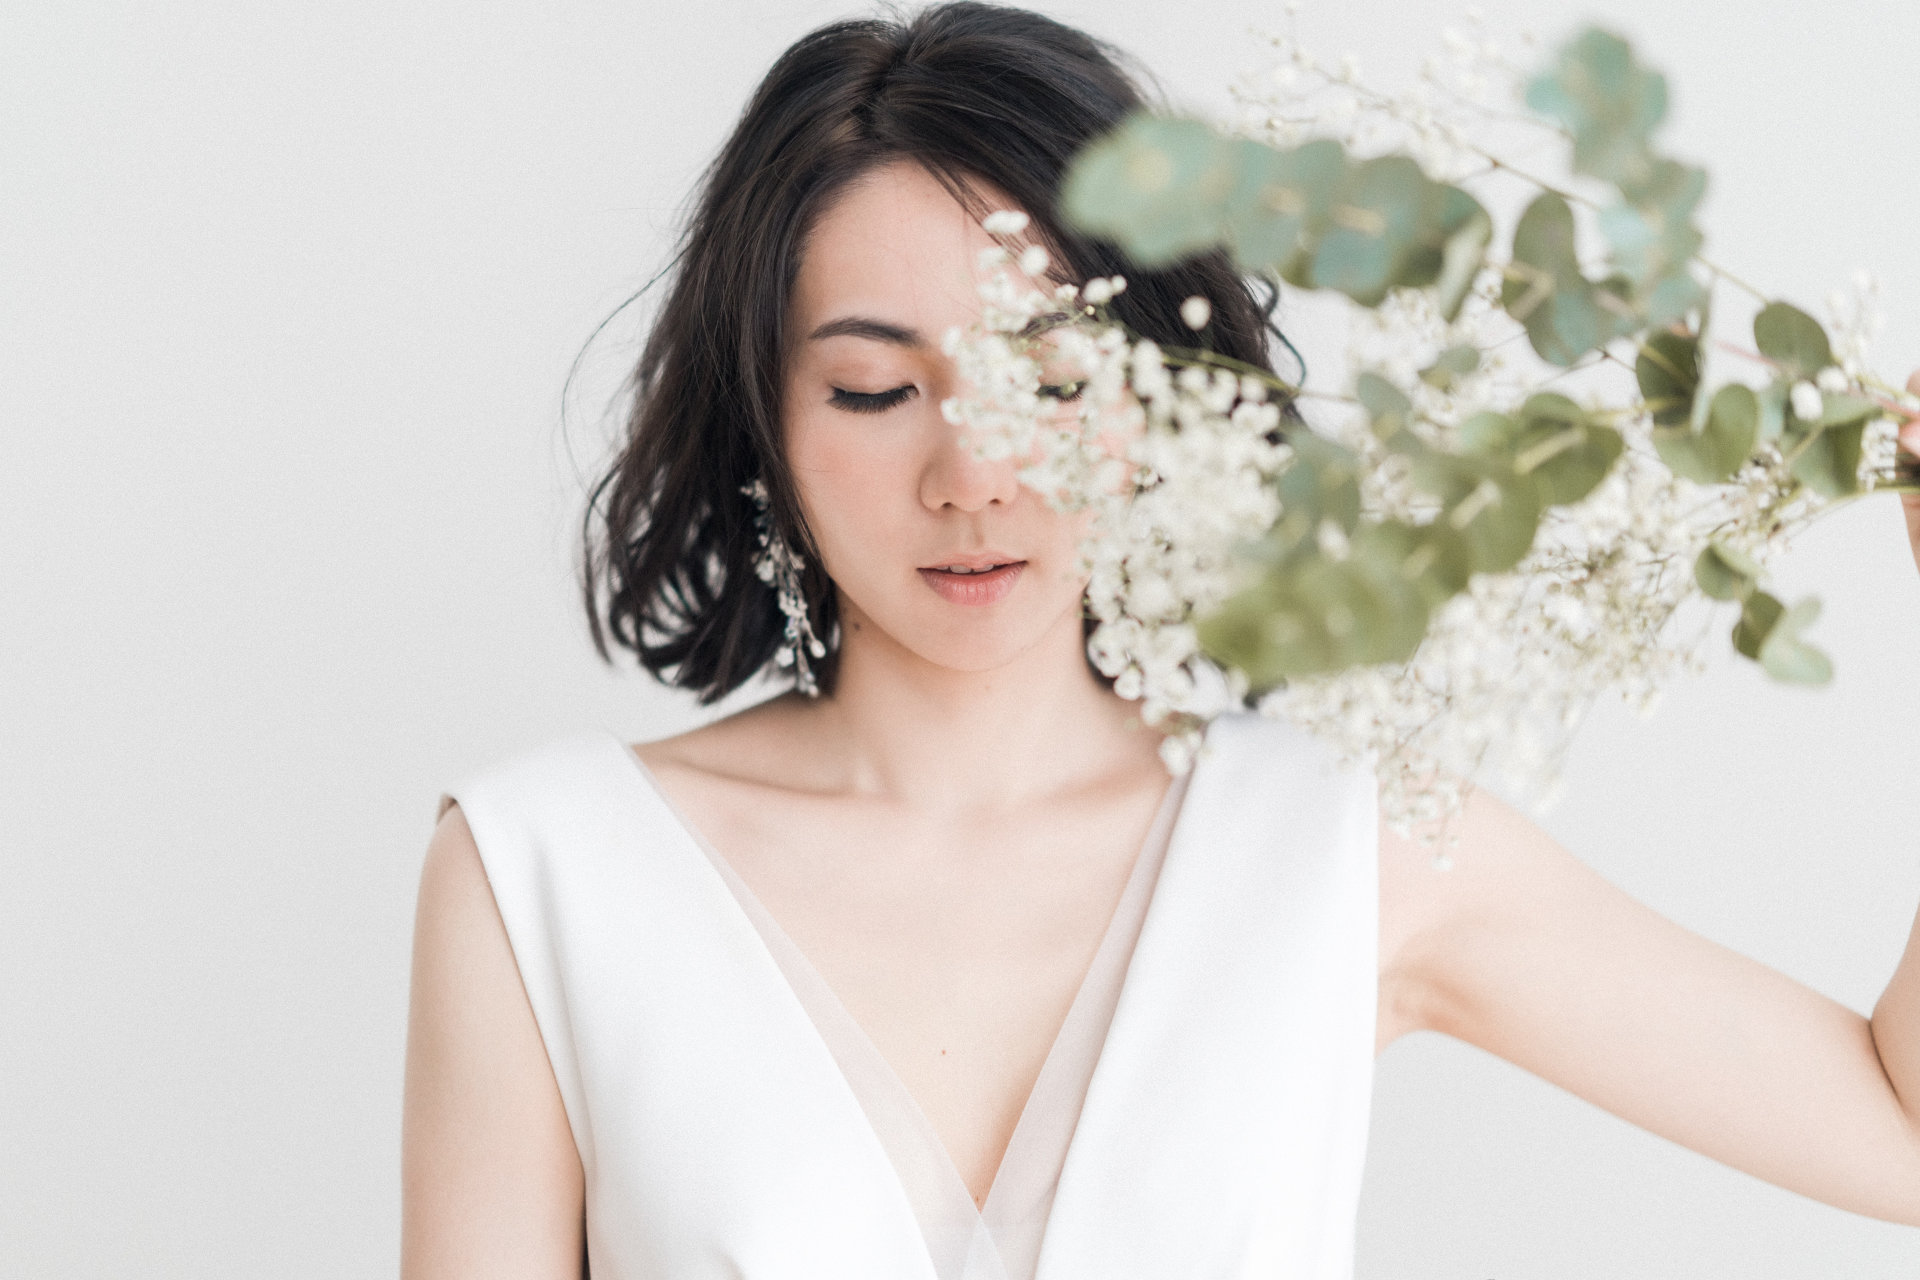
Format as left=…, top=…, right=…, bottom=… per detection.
left=944, top=237, right=1903, bottom=826
left=942, top=245, right=1289, bottom=774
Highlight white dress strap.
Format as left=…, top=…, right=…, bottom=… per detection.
left=1035, top=712, right=1379, bottom=1280
left=449, top=733, right=938, bottom=1278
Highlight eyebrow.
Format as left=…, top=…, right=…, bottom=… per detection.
left=806, top=316, right=927, bottom=347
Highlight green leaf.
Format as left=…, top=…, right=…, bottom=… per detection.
left=1789, top=419, right=1867, bottom=498
left=1306, top=155, right=1428, bottom=304
left=1644, top=270, right=1706, bottom=330
left=1193, top=579, right=1315, bottom=691
left=1758, top=596, right=1833, bottom=685
left=1693, top=541, right=1761, bottom=601
left=1730, top=589, right=1781, bottom=660
left=1273, top=430, right=1362, bottom=537
left=1060, top=115, right=1241, bottom=266
left=1197, top=537, right=1437, bottom=686
left=1524, top=28, right=1668, bottom=189
left=1448, top=470, right=1543, bottom=574
left=1518, top=423, right=1623, bottom=506
left=1356, top=518, right=1473, bottom=609
left=1816, top=392, right=1881, bottom=429
left=1755, top=382, right=1787, bottom=442
left=1654, top=382, right=1758, bottom=484
left=1752, top=301, right=1833, bottom=379
left=1355, top=372, right=1412, bottom=426
left=1731, top=592, right=1831, bottom=684
left=1503, top=192, right=1622, bottom=366
left=1634, top=329, right=1699, bottom=428
left=1455, top=409, right=1521, bottom=457
left=1222, top=138, right=1345, bottom=274
left=1431, top=190, right=1493, bottom=321
left=1419, top=344, right=1482, bottom=392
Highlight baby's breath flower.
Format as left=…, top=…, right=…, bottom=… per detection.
left=1790, top=380, right=1823, bottom=421
left=982, top=209, right=1030, bottom=235
left=1180, top=296, right=1212, bottom=330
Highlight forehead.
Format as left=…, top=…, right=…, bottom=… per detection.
left=791, top=162, right=1013, bottom=333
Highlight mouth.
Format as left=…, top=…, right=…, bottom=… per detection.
left=917, top=558, right=1026, bottom=605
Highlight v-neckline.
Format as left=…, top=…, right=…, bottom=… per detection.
left=605, top=732, right=1193, bottom=1276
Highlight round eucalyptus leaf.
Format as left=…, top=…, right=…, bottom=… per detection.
left=1752, top=301, right=1833, bottom=380
left=1653, top=381, right=1757, bottom=484
left=1731, top=589, right=1783, bottom=661
left=1755, top=382, right=1787, bottom=442
left=1355, top=372, right=1412, bottom=433
left=1274, top=430, right=1363, bottom=536
left=1419, top=344, right=1482, bottom=392
left=1788, top=419, right=1867, bottom=499
left=1503, top=192, right=1617, bottom=366
left=1194, top=581, right=1313, bottom=692
left=1223, top=137, right=1344, bottom=274
left=1307, top=155, right=1428, bottom=305
left=1758, top=596, right=1832, bottom=685
left=1456, top=409, right=1521, bottom=458
left=1815, top=392, right=1882, bottom=429
left=1517, top=391, right=1589, bottom=429
left=1524, top=27, right=1668, bottom=188
left=1354, top=519, right=1472, bottom=610
left=1519, top=421, right=1623, bottom=506
left=1060, top=114, right=1239, bottom=266
left=1431, top=189, right=1493, bottom=321
left=1451, top=472, right=1543, bottom=574
left=1693, top=541, right=1760, bottom=602
left=1634, top=329, right=1700, bottom=428
left=1643, top=270, right=1707, bottom=330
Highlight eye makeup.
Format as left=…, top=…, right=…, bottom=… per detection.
left=829, top=385, right=917, bottom=414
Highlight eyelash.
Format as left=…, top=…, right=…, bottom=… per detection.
left=827, top=380, right=1084, bottom=415
left=829, top=385, right=916, bottom=414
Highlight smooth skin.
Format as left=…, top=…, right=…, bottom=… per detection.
left=401, top=162, right=1920, bottom=1275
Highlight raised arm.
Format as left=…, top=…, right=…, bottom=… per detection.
left=401, top=804, right=585, bottom=1277
left=1374, top=373, right=1920, bottom=1227
left=1378, top=783, right=1920, bottom=1226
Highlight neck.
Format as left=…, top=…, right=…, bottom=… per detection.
left=796, top=604, right=1161, bottom=810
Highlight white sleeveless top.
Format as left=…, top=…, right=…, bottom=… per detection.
left=446, top=711, right=1378, bottom=1280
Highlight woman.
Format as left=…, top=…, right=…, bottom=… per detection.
left=400, top=4, right=1920, bottom=1276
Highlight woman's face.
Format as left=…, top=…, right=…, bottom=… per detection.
left=781, top=160, right=1091, bottom=679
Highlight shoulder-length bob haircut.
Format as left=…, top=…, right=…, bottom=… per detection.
left=583, top=0, right=1288, bottom=703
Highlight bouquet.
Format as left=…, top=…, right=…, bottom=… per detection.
left=941, top=15, right=1920, bottom=832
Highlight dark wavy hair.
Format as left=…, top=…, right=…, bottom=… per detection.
left=582, top=1, right=1289, bottom=703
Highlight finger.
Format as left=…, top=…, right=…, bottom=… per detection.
left=1908, top=369, right=1920, bottom=396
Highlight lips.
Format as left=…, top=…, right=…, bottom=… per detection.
left=917, top=558, right=1026, bottom=606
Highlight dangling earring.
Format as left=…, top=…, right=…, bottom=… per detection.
left=743, top=478, right=827, bottom=696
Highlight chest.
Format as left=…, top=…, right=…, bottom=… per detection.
left=659, top=773, right=1173, bottom=1204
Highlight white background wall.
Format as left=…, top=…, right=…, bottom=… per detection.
left=4, top=1, right=1917, bottom=1275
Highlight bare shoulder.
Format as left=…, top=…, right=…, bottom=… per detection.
left=402, top=801, right=584, bottom=1277
left=1375, top=784, right=1569, bottom=1049
left=417, top=801, right=493, bottom=931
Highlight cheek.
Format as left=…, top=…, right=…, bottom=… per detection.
left=783, top=405, right=918, bottom=549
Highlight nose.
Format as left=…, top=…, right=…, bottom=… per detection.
left=919, top=409, right=1022, bottom=513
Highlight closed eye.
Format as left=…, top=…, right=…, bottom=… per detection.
left=1039, top=380, right=1086, bottom=402
left=830, top=385, right=917, bottom=414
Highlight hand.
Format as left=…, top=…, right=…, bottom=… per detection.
left=1903, top=372, right=1920, bottom=576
